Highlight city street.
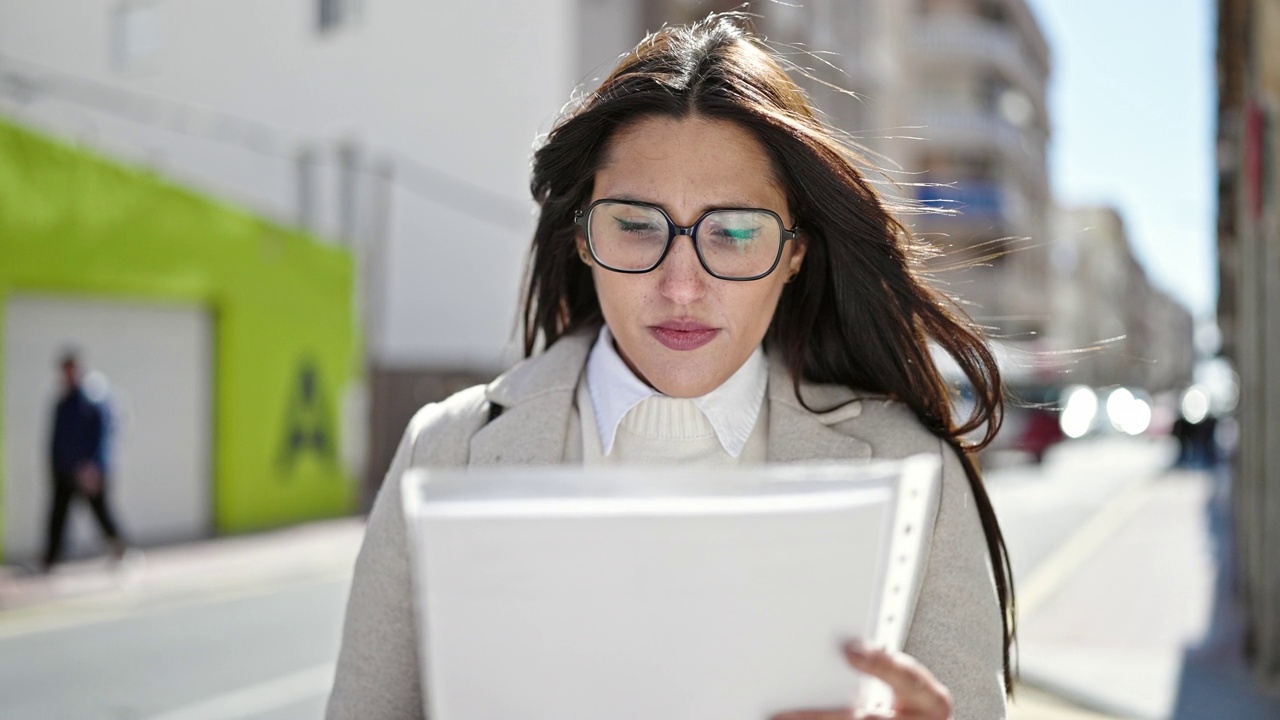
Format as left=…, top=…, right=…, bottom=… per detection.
left=987, top=435, right=1178, bottom=588
left=0, top=435, right=1267, bottom=719
left=7, top=1, right=1275, bottom=717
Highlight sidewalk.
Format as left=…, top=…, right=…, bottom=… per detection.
left=1010, top=463, right=1280, bottom=719
left=0, top=518, right=364, bottom=635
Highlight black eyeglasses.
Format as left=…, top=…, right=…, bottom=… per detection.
left=573, top=199, right=799, bottom=281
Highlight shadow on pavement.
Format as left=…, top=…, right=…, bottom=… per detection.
left=1170, top=463, right=1280, bottom=718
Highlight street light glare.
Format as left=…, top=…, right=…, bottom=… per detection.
left=1107, top=388, right=1152, bottom=436
left=1180, top=385, right=1211, bottom=424
left=1060, top=385, right=1098, bottom=439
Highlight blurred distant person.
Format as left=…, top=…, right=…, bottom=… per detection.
left=1186, top=415, right=1219, bottom=468
left=1173, top=385, right=1218, bottom=469
left=42, top=352, right=127, bottom=571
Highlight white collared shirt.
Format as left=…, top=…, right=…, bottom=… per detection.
left=585, top=326, right=768, bottom=458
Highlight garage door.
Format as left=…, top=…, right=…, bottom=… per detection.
left=2, top=294, right=213, bottom=563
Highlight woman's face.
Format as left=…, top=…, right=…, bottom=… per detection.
left=580, top=115, right=805, bottom=398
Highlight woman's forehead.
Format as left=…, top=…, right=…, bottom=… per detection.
left=594, top=116, right=786, bottom=212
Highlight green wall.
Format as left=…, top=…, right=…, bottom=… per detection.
left=0, top=118, right=360, bottom=556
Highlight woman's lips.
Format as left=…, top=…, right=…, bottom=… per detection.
left=649, top=321, right=718, bottom=351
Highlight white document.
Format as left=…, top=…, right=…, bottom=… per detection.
left=401, top=456, right=940, bottom=720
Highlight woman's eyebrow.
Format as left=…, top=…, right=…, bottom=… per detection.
left=600, top=193, right=771, bottom=211
left=599, top=192, right=652, bottom=204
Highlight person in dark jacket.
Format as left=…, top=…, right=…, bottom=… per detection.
left=43, top=352, right=126, bottom=571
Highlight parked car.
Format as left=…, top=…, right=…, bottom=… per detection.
left=999, top=383, right=1066, bottom=464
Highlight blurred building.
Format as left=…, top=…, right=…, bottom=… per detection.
left=586, top=0, right=1053, bottom=340
left=0, top=0, right=1062, bottom=507
left=1049, top=206, right=1195, bottom=392
left=0, top=119, right=357, bottom=563
left=1138, top=288, right=1197, bottom=392
left=0, top=0, right=582, bottom=504
left=1216, top=0, right=1280, bottom=691
left=906, top=0, right=1053, bottom=341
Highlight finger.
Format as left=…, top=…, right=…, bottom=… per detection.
left=842, top=641, right=953, bottom=716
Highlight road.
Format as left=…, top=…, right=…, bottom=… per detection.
left=0, top=435, right=1174, bottom=719
left=0, top=579, right=347, bottom=720
left=986, top=435, right=1177, bottom=612
left=0, top=521, right=362, bottom=720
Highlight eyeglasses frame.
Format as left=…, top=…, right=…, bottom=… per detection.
left=573, top=198, right=800, bottom=282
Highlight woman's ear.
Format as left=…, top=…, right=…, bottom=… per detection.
left=786, top=233, right=807, bottom=277
left=575, top=235, right=593, bottom=266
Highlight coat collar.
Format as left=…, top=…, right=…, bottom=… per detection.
left=470, top=331, right=872, bottom=465
left=764, top=352, right=873, bottom=462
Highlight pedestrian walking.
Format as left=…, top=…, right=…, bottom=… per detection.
left=43, top=351, right=128, bottom=571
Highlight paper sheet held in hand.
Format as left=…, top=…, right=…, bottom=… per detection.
left=402, top=456, right=940, bottom=719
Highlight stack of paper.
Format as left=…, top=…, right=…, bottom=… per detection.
left=402, top=457, right=939, bottom=719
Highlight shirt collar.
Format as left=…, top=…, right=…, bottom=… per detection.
left=585, top=326, right=768, bottom=457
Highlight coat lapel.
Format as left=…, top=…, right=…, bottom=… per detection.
left=765, top=359, right=874, bottom=463
left=468, top=394, right=573, bottom=465
left=468, top=332, right=593, bottom=466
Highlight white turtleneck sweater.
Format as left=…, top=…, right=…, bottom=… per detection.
left=563, top=327, right=770, bottom=465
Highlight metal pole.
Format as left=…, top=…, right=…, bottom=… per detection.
left=296, top=144, right=317, bottom=232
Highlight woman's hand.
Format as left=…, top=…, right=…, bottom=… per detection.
left=770, top=641, right=954, bottom=720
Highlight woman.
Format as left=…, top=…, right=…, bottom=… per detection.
left=328, top=14, right=1013, bottom=720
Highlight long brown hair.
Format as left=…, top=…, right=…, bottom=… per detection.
left=523, top=13, right=1015, bottom=693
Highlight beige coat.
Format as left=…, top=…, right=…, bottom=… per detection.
left=327, top=332, right=1007, bottom=719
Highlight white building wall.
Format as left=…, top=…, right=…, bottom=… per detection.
left=579, top=0, right=642, bottom=88
left=0, top=0, right=580, bottom=369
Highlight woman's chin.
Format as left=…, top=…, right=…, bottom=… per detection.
left=644, top=368, right=724, bottom=399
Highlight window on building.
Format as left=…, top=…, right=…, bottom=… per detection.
left=922, top=151, right=997, bottom=182
left=975, top=0, right=1010, bottom=27
left=980, top=71, right=1009, bottom=114
left=112, top=2, right=163, bottom=70
left=318, top=0, right=360, bottom=34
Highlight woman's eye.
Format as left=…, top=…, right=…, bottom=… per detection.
left=617, top=219, right=660, bottom=234
left=711, top=226, right=760, bottom=242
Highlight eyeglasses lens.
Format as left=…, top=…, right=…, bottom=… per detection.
left=587, top=202, right=781, bottom=279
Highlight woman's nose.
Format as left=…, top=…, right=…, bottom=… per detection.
left=657, top=234, right=708, bottom=304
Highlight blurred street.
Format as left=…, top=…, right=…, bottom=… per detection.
left=2, top=436, right=1275, bottom=719
left=0, top=522, right=362, bottom=720
left=991, top=438, right=1280, bottom=719
left=2, top=0, right=1276, bottom=716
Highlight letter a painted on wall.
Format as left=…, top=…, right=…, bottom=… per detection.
left=278, top=358, right=336, bottom=476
